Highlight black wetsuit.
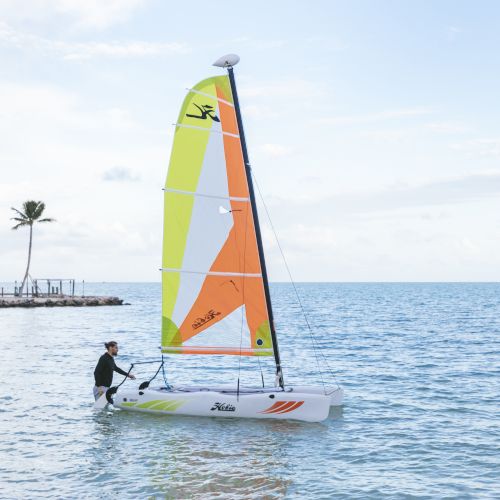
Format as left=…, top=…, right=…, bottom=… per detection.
left=94, top=352, right=128, bottom=387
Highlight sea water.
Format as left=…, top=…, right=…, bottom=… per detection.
left=0, top=283, right=498, bottom=499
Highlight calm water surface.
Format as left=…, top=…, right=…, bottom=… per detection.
left=0, top=283, right=499, bottom=499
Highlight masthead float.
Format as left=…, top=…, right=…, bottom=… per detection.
left=95, top=54, right=343, bottom=422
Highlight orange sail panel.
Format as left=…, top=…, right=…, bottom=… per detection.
left=161, top=76, right=272, bottom=356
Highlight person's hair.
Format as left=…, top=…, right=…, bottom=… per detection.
left=104, top=341, right=118, bottom=349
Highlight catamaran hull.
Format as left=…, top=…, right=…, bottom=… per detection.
left=289, top=385, right=344, bottom=406
left=113, top=386, right=336, bottom=422
left=161, top=384, right=344, bottom=406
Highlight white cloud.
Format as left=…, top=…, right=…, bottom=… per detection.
left=450, top=138, right=500, bottom=158
left=61, top=40, right=189, bottom=60
left=0, top=80, right=166, bottom=282
left=0, top=0, right=148, bottom=30
left=102, top=166, right=140, bottom=182
left=304, top=35, right=349, bottom=52
left=0, top=82, right=141, bottom=134
left=223, top=36, right=286, bottom=50
left=239, top=79, right=325, bottom=99
left=359, top=129, right=408, bottom=142
left=276, top=224, right=338, bottom=254
left=0, top=81, right=75, bottom=117
left=237, top=78, right=327, bottom=123
left=55, top=0, right=148, bottom=29
left=446, top=25, right=462, bottom=42
left=426, top=121, right=470, bottom=134
left=0, top=213, right=159, bottom=282
left=319, top=107, right=434, bottom=125
left=258, top=144, right=293, bottom=158
left=0, top=21, right=189, bottom=59
left=278, top=171, right=500, bottom=220
left=241, top=104, right=278, bottom=120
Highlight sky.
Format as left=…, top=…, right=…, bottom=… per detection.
left=1, top=0, right=499, bottom=282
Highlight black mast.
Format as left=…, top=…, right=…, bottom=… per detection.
left=227, top=65, right=284, bottom=389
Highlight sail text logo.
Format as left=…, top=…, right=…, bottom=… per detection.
left=192, top=309, right=221, bottom=329
left=211, top=402, right=236, bottom=412
left=186, top=103, right=220, bottom=122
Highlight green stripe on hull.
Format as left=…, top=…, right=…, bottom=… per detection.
left=149, top=400, right=185, bottom=412
left=120, top=399, right=185, bottom=412
left=137, top=399, right=166, bottom=409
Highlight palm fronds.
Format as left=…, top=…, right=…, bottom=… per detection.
left=10, top=201, right=54, bottom=230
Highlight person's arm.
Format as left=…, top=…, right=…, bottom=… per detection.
left=113, top=364, right=129, bottom=376
left=113, top=361, right=136, bottom=379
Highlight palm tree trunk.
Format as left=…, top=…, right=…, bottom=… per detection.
left=19, top=224, right=33, bottom=296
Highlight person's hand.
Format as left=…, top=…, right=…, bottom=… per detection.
left=129, top=374, right=136, bottom=380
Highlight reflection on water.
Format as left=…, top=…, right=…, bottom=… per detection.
left=149, top=422, right=290, bottom=499
left=1, top=283, right=499, bottom=498
left=328, top=405, right=344, bottom=420
left=89, top=409, right=328, bottom=499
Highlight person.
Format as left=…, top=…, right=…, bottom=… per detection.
left=93, top=341, right=135, bottom=401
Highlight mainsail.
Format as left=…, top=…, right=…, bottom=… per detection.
left=161, top=75, right=273, bottom=357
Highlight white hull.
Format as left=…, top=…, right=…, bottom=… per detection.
left=284, top=385, right=344, bottom=407
left=111, top=385, right=343, bottom=422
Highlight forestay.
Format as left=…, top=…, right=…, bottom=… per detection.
left=161, top=75, right=273, bottom=356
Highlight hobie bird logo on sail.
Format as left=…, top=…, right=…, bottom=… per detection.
left=192, top=309, right=221, bottom=330
left=211, top=402, right=236, bottom=412
left=186, top=103, right=220, bottom=122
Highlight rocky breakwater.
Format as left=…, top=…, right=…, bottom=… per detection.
left=0, top=295, right=124, bottom=308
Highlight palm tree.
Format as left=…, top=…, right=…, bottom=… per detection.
left=11, top=201, right=55, bottom=296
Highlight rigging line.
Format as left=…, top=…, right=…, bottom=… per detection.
left=116, top=364, right=134, bottom=391
left=252, top=174, right=340, bottom=393
left=132, top=359, right=166, bottom=365
left=161, top=354, right=171, bottom=389
left=148, top=360, right=164, bottom=383
left=237, top=198, right=251, bottom=401
left=257, top=356, right=265, bottom=388
left=103, top=363, right=134, bottom=404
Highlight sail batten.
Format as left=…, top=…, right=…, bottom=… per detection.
left=174, top=122, right=240, bottom=138
left=163, top=187, right=249, bottom=201
left=161, top=75, right=273, bottom=357
left=186, top=88, right=235, bottom=107
left=161, top=268, right=262, bottom=277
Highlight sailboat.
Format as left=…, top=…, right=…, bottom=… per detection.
left=99, top=54, right=343, bottom=422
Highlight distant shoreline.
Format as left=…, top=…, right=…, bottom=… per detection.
left=2, top=281, right=499, bottom=285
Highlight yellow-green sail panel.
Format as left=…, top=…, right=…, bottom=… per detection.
left=162, top=76, right=233, bottom=346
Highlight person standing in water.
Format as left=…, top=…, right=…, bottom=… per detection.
left=93, top=341, right=136, bottom=401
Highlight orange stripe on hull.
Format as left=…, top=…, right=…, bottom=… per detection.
left=260, top=401, right=290, bottom=414
left=276, top=401, right=304, bottom=414
left=260, top=400, right=305, bottom=414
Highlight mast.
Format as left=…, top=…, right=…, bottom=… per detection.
left=219, top=57, right=284, bottom=388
